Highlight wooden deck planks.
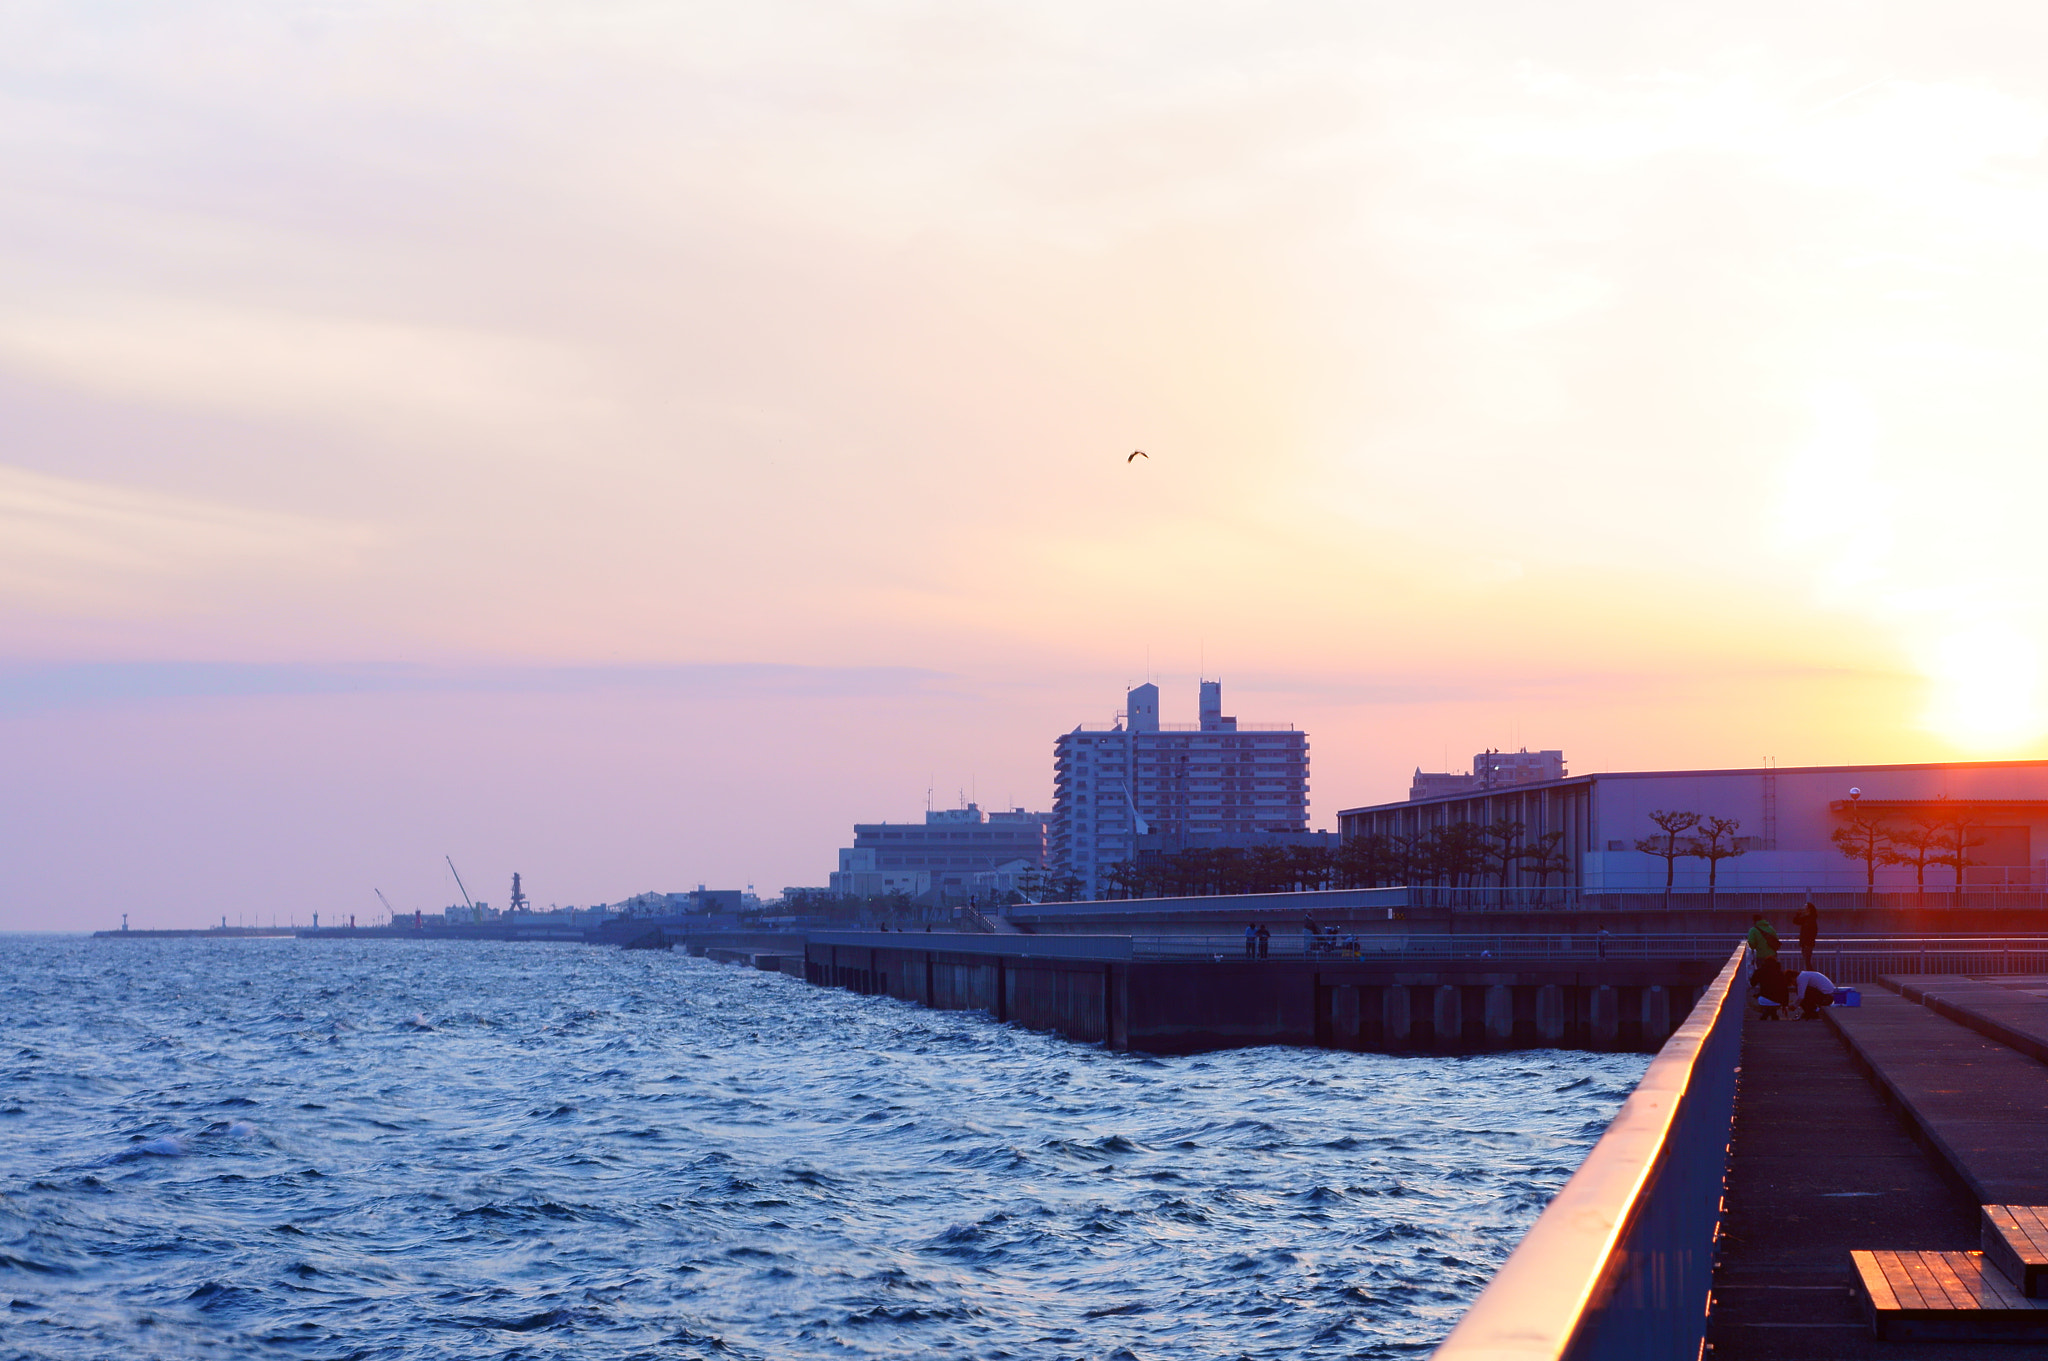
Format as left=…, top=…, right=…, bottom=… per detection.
left=1853, top=1248, right=2048, bottom=1340
left=1894, top=1250, right=1948, bottom=1309
left=1850, top=1251, right=1899, bottom=1312
left=1919, top=1250, right=1983, bottom=1309
left=1983, top=1204, right=2048, bottom=1296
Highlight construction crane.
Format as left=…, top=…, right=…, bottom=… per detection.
left=446, top=857, right=476, bottom=912
left=508, top=872, right=530, bottom=914
left=374, top=887, right=398, bottom=924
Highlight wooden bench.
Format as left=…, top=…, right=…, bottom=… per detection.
left=1985, top=1204, right=2048, bottom=1297
left=1852, top=1250, right=2048, bottom=1341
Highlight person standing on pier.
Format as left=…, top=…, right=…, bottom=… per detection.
left=1244, top=923, right=1258, bottom=959
left=1794, top=900, right=1818, bottom=971
left=1745, top=914, right=1779, bottom=963
left=1256, top=924, right=1270, bottom=959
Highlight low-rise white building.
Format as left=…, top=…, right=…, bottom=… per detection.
left=829, top=803, right=1049, bottom=901
left=1339, top=759, right=2048, bottom=892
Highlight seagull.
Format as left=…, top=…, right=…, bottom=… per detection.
left=1128, top=450, right=1147, bottom=462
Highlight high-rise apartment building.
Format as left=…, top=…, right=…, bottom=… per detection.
left=1052, top=681, right=1309, bottom=900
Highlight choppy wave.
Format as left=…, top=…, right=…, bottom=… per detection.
left=0, top=936, right=1645, bottom=1358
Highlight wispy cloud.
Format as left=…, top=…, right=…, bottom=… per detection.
left=0, top=301, right=611, bottom=439
left=0, top=659, right=946, bottom=717
left=0, top=463, right=369, bottom=610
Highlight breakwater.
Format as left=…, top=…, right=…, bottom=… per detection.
left=798, top=931, right=1722, bottom=1055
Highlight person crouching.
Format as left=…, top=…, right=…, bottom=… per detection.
left=1793, top=967, right=1838, bottom=1019
left=1752, top=956, right=1790, bottom=1020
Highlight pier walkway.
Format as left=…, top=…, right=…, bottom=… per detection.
left=1704, top=1000, right=1983, bottom=1359
left=1708, top=980, right=2048, bottom=1356
left=1434, top=951, right=2048, bottom=1358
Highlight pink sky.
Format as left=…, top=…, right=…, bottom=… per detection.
left=9, top=3, right=2048, bottom=928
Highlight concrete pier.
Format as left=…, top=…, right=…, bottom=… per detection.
left=799, top=931, right=1719, bottom=1054
left=1704, top=1004, right=1982, bottom=1359
left=1705, top=978, right=2048, bottom=1356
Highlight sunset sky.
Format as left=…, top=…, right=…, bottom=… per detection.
left=10, top=2, right=2048, bottom=929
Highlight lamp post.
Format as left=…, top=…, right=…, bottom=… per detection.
left=1849, top=788, right=1871, bottom=906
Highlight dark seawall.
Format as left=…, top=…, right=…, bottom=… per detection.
left=800, top=932, right=1722, bottom=1055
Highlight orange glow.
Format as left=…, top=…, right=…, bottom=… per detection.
left=9, top=5, right=2048, bottom=924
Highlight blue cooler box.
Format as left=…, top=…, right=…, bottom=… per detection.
left=1835, top=987, right=1861, bottom=1008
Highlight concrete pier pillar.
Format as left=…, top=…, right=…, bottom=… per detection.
left=1536, top=984, right=1565, bottom=1042
left=1331, top=985, right=1360, bottom=1047
left=1592, top=985, right=1619, bottom=1046
left=1434, top=985, right=1461, bottom=1047
left=1383, top=985, right=1412, bottom=1047
left=1485, top=985, right=1514, bottom=1045
left=1641, top=984, right=1671, bottom=1045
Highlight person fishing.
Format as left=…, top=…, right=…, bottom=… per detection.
left=1794, top=900, right=1819, bottom=971
left=1792, top=966, right=1838, bottom=1019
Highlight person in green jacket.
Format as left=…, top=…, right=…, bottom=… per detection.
left=1746, top=914, right=1779, bottom=961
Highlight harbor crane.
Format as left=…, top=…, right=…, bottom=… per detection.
left=446, top=857, right=476, bottom=912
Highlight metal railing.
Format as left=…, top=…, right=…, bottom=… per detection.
left=1432, top=945, right=1747, bottom=1360
left=1133, top=932, right=1736, bottom=962
left=1133, top=932, right=2048, bottom=978
left=1794, top=936, right=2048, bottom=984
left=1031, top=884, right=2048, bottom=912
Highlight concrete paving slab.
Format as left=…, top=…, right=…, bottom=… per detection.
left=1831, top=992, right=2048, bottom=1207
left=1883, top=974, right=2048, bottom=1066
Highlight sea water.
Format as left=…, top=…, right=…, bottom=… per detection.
left=0, top=936, right=1646, bottom=1359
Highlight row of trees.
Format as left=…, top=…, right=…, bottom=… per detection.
left=1637, top=805, right=1992, bottom=899
left=1633, top=810, right=1749, bottom=897
left=1830, top=806, right=1986, bottom=892
left=1013, top=804, right=1999, bottom=904
left=1073, top=820, right=1574, bottom=900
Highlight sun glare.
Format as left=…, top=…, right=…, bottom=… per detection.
left=1918, top=626, right=2047, bottom=753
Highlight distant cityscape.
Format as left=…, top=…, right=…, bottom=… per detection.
left=366, top=678, right=2048, bottom=930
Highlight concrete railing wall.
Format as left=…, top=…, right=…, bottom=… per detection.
left=1431, top=945, right=1746, bottom=1361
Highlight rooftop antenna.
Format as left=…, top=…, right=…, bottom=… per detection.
left=445, top=856, right=475, bottom=911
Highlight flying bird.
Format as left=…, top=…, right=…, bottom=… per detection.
left=1128, top=450, right=1147, bottom=462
